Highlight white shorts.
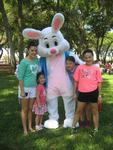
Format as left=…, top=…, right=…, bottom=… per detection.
left=18, top=87, right=36, bottom=99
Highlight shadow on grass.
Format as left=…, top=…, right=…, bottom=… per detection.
left=0, top=73, right=113, bottom=150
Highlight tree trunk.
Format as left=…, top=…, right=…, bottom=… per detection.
left=98, top=36, right=104, bottom=59
left=96, top=36, right=104, bottom=60
left=56, top=0, right=60, bottom=12
left=0, top=0, right=16, bottom=68
left=18, top=0, right=24, bottom=62
left=0, top=46, right=3, bottom=59
left=103, top=40, right=113, bottom=64
left=96, top=37, right=100, bottom=60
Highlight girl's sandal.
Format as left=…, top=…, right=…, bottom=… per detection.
left=29, top=128, right=36, bottom=133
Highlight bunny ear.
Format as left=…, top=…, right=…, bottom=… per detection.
left=22, top=28, right=42, bottom=39
left=51, top=13, right=64, bottom=33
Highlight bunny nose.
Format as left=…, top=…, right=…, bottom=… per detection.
left=50, top=48, right=56, bottom=54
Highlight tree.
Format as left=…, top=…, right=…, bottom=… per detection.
left=17, top=0, right=24, bottom=62
left=1, top=0, right=113, bottom=63
left=0, top=45, right=3, bottom=59
left=101, top=32, right=113, bottom=63
left=0, top=0, right=16, bottom=68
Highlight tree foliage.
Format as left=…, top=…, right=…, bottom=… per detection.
left=0, top=0, right=113, bottom=64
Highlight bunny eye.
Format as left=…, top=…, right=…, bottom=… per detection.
left=54, top=40, right=58, bottom=46
left=46, top=43, right=49, bottom=48
left=44, top=42, right=50, bottom=48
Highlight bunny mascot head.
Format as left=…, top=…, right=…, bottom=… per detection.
left=23, top=13, right=83, bottom=129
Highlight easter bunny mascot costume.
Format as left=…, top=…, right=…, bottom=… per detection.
left=22, top=13, right=83, bottom=129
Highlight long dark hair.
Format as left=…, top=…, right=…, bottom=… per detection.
left=26, top=41, right=37, bottom=56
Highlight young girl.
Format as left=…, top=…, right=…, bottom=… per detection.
left=66, top=56, right=79, bottom=82
left=18, top=42, right=39, bottom=136
left=72, top=49, right=102, bottom=135
left=66, top=56, right=79, bottom=101
left=33, top=72, right=47, bottom=131
left=66, top=56, right=91, bottom=128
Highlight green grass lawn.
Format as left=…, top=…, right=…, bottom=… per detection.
left=0, top=73, right=113, bottom=150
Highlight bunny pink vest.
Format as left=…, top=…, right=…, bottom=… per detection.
left=46, top=53, right=73, bottom=99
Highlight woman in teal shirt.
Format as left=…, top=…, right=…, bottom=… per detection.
left=18, top=42, right=40, bottom=136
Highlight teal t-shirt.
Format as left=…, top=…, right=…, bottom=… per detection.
left=18, top=58, right=40, bottom=87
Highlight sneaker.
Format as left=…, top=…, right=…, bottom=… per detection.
left=85, top=120, right=90, bottom=128
left=35, top=125, right=43, bottom=131
left=79, top=121, right=85, bottom=128
left=90, top=128, right=98, bottom=137
left=40, top=124, right=44, bottom=128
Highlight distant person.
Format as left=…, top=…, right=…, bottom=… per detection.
left=111, top=63, right=113, bottom=74
left=33, top=72, right=47, bottom=131
left=94, top=60, right=100, bottom=68
left=105, top=62, right=111, bottom=74
left=72, top=49, right=102, bottom=136
left=18, top=41, right=40, bottom=136
left=15, top=61, right=19, bottom=78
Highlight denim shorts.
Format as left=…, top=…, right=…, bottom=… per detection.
left=18, top=86, right=36, bottom=99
